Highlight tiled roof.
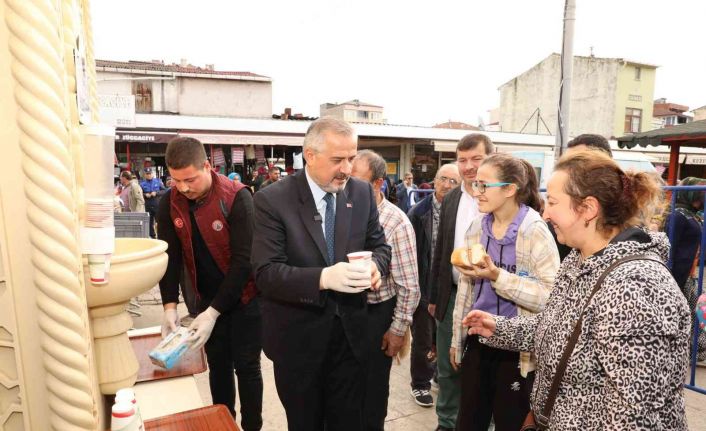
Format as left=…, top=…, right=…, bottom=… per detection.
left=432, top=121, right=479, bottom=130
left=96, top=59, right=270, bottom=80
left=340, top=99, right=384, bottom=108
left=653, top=103, right=689, bottom=117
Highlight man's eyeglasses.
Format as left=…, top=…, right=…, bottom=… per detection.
left=436, top=176, right=459, bottom=186
left=470, top=181, right=512, bottom=194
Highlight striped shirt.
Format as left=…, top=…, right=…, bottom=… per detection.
left=368, top=197, right=421, bottom=336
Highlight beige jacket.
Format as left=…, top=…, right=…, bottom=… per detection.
left=451, top=207, right=559, bottom=377
left=127, top=179, right=145, bottom=212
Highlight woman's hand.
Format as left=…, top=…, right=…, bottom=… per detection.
left=454, top=254, right=500, bottom=281
left=463, top=310, right=497, bottom=338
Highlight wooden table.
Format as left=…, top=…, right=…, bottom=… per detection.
left=128, top=331, right=208, bottom=420
left=130, top=332, right=207, bottom=382
left=143, top=405, right=239, bottom=430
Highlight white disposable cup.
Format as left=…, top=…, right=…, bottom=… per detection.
left=347, top=251, right=372, bottom=289
left=87, top=253, right=110, bottom=285
left=111, top=401, right=140, bottom=430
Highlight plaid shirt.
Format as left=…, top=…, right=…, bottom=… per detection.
left=368, top=197, right=421, bottom=336
left=451, top=207, right=560, bottom=377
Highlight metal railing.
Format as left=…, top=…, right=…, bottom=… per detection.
left=665, top=185, right=706, bottom=396
left=409, top=184, right=706, bottom=395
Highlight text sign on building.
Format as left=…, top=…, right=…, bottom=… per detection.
left=687, top=155, right=706, bottom=165
left=114, top=131, right=176, bottom=143
left=99, top=94, right=136, bottom=128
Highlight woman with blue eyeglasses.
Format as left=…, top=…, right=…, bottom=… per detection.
left=450, top=153, right=560, bottom=431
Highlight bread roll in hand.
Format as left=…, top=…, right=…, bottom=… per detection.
left=450, top=244, right=487, bottom=267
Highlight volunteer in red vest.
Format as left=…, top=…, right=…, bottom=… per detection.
left=158, top=137, right=262, bottom=431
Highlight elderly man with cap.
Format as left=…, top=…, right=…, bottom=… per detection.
left=140, top=166, right=165, bottom=238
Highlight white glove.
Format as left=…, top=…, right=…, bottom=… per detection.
left=161, top=307, right=179, bottom=338
left=320, top=262, right=370, bottom=293
left=188, top=306, right=220, bottom=350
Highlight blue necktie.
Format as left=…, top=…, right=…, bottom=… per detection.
left=324, top=193, right=336, bottom=264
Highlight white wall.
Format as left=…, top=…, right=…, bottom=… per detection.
left=97, top=71, right=272, bottom=118
left=499, top=55, right=619, bottom=138
left=97, top=72, right=133, bottom=95
left=178, top=78, right=272, bottom=118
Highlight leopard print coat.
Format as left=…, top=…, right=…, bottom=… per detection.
left=484, top=228, right=690, bottom=430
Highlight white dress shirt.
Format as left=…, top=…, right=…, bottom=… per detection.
left=305, top=167, right=336, bottom=239
left=452, top=181, right=479, bottom=284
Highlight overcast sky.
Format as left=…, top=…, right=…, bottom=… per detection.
left=92, top=0, right=706, bottom=127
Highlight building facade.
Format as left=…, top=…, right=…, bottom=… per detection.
left=320, top=99, right=386, bottom=124
left=498, top=53, right=657, bottom=139
left=693, top=105, right=706, bottom=122
left=97, top=59, right=274, bottom=180
left=97, top=59, right=272, bottom=118
left=653, top=98, right=692, bottom=128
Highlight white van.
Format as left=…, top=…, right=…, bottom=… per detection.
left=510, top=150, right=656, bottom=189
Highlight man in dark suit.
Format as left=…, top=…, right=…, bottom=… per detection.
left=407, top=163, right=460, bottom=408
left=429, top=134, right=494, bottom=431
left=251, top=117, right=391, bottom=431
left=396, top=171, right=418, bottom=213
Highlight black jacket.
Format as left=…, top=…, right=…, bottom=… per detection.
left=396, top=183, right=417, bottom=213
left=251, top=171, right=391, bottom=365
left=407, top=194, right=435, bottom=304
left=429, top=186, right=463, bottom=320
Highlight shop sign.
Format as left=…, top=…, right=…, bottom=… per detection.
left=686, top=155, right=706, bottom=165
left=99, top=94, right=136, bottom=127
left=115, top=131, right=176, bottom=143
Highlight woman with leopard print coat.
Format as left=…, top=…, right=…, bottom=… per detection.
left=464, top=150, right=690, bottom=430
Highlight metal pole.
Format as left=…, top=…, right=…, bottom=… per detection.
left=554, top=0, right=576, bottom=162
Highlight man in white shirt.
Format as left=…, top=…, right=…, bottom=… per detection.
left=428, top=134, right=494, bottom=431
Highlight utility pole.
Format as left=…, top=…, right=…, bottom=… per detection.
left=554, top=0, right=576, bottom=161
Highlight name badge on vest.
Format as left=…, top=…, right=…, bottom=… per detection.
left=174, top=218, right=184, bottom=229
left=212, top=220, right=224, bottom=232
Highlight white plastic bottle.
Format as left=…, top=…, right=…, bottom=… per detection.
left=115, top=388, right=143, bottom=427
left=111, top=401, right=143, bottom=431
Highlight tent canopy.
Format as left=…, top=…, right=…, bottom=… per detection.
left=617, top=119, right=706, bottom=185
left=617, top=119, right=706, bottom=149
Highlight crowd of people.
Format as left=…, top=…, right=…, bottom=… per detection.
left=123, top=116, right=701, bottom=430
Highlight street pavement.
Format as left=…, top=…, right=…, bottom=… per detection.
left=132, top=293, right=706, bottom=430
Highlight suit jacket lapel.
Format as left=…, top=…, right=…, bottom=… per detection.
left=446, top=187, right=462, bottom=236
left=334, top=185, right=353, bottom=263
left=295, top=172, right=329, bottom=265
left=422, top=205, right=433, bottom=247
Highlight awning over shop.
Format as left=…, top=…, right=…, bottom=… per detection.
left=616, top=120, right=706, bottom=185
left=434, top=137, right=556, bottom=153
left=433, top=140, right=457, bottom=153
left=650, top=153, right=686, bottom=164
left=616, top=120, right=706, bottom=149
left=178, top=133, right=303, bottom=147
